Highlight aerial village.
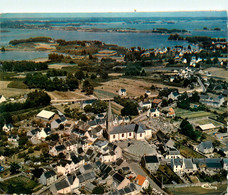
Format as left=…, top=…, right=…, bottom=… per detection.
left=0, top=36, right=227, bottom=195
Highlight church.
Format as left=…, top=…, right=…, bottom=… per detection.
left=104, top=101, right=153, bottom=142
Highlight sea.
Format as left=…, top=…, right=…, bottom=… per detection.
left=0, top=11, right=227, bottom=60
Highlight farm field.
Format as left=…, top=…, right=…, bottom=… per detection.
left=47, top=90, right=93, bottom=100
left=175, top=108, right=215, bottom=119
left=94, top=89, right=117, bottom=99
left=95, top=78, right=158, bottom=97
left=194, top=119, right=224, bottom=127
left=168, top=184, right=227, bottom=195
left=204, top=67, right=228, bottom=81
left=0, top=81, right=31, bottom=98
left=111, top=101, right=123, bottom=115
left=48, top=63, right=76, bottom=69
left=53, top=102, right=82, bottom=113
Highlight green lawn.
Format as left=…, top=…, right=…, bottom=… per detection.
left=179, top=145, right=205, bottom=158
left=175, top=108, right=215, bottom=119
left=0, top=176, right=40, bottom=194
left=7, top=81, right=28, bottom=89
left=194, top=119, right=223, bottom=127
left=167, top=184, right=227, bottom=195
left=94, top=89, right=117, bottom=99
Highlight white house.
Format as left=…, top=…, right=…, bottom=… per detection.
left=171, top=158, right=197, bottom=174
left=139, top=101, right=151, bottom=109
left=0, top=95, right=6, bottom=103
left=36, top=110, right=55, bottom=120
left=168, top=91, right=179, bottom=101
left=118, top=89, right=127, bottom=96
left=40, top=170, right=57, bottom=186
left=2, top=123, right=13, bottom=133
left=141, top=155, right=159, bottom=173
left=37, top=128, right=51, bottom=140
left=147, top=108, right=160, bottom=118
left=196, top=141, right=214, bottom=154
left=49, top=145, right=67, bottom=156
left=108, top=124, right=152, bottom=142
left=50, top=174, right=79, bottom=195
left=165, top=149, right=182, bottom=159
left=135, top=175, right=149, bottom=190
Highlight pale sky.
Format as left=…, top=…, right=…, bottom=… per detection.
left=0, top=0, right=227, bottom=13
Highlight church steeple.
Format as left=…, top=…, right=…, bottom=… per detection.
left=106, top=101, right=113, bottom=133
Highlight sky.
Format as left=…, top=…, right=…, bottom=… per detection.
left=0, top=0, right=227, bottom=13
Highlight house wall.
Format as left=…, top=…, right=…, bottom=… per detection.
left=127, top=132, right=134, bottom=139
left=135, top=132, right=145, bottom=140
left=146, top=162, right=159, bottom=173
left=118, top=132, right=127, bottom=141
left=110, top=134, right=118, bottom=142
left=114, top=146, right=122, bottom=159
left=145, top=130, right=152, bottom=139
left=57, top=186, right=71, bottom=194
left=117, top=178, right=130, bottom=190
left=47, top=175, right=57, bottom=185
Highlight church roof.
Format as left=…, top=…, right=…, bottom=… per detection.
left=110, top=124, right=146, bottom=135
left=107, top=101, right=113, bottom=122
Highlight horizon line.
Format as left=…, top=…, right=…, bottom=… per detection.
left=0, top=10, right=227, bottom=14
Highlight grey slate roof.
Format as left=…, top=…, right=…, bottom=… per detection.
left=113, top=173, right=125, bottom=184
left=55, top=179, right=69, bottom=191
left=205, top=158, right=222, bottom=169
left=110, top=124, right=146, bottom=135
left=184, top=159, right=194, bottom=169
left=78, top=171, right=95, bottom=183
left=199, top=141, right=213, bottom=149
left=144, top=155, right=159, bottom=163
left=44, top=170, right=56, bottom=179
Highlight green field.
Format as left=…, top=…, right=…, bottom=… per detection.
left=0, top=176, right=40, bottom=194
left=167, top=184, right=227, bottom=195
left=179, top=145, right=205, bottom=158
left=7, top=81, right=28, bottom=89
left=175, top=108, right=215, bottom=119
left=94, top=89, right=117, bottom=99
left=194, top=119, right=224, bottom=127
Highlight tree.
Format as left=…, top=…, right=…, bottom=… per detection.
left=32, top=168, right=44, bottom=178
left=92, top=186, right=104, bottom=194
left=1, top=46, right=5, bottom=52
left=66, top=73, right=79, bottom=90
left=84, top=105, right=94, bottom=113
left=180, top=119, right=201, bottom=141
left=121, top=101, right=138, bottom=116
left=92, top=100, right=107, bottom=114
left=82, top=80, right=94, bottom=95
left=10, top=162, right=20, bottom=174
left=75, top=70, right=85, bottom=80
left=190, top=92, right=200, bottom=103
left=90, top=74, right=97, bottom=79
left=45, top=134, right=59, bottom=141
left=140, top=69, right=147, bottom=76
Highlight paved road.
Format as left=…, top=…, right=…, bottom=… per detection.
left=129, top=162, right=167, bottom=195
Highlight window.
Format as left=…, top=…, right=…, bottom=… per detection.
left=140, top=133, right=142, bottom=137
left=122, top=134, right=124, bottom=137
left=129, top=133, right=131, bottom=136
left=113, top=135, right=115, bottom=139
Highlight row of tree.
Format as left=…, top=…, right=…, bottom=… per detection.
left=0, top=61, right=48, bottom=72
left=180, top=119, right=202, bottom=141
left=24, top=73, right=78, bottom=91
left=0, top=90, right=51, bottom=127
left=9, top=36, right=52, bottom=45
